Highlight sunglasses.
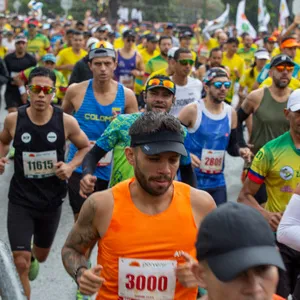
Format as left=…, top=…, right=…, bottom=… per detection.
left=127, top=38, right=135, bottom=42
left=211, top=81, right=232, bottom=89
left=275, top=65, right=294, bottom=72
left=148, top=78, right=175, bottom=89
left=177, top=59, right=194, bottom=66
left=28, top=85, right=56, bottom=94
left=28, top=24, right=37, bottom=28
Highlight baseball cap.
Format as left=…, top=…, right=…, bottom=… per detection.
left=168, top=47, right=179, bottom=58
left=203, top=67, right=229, bottom=84
left=166, top=23, right=174, bottom=29
left=42, top=54, right=56, bottom=63
left=86, top=37, right=99, bottom=49
left=281, top=37, right=299, bottom=48
left=263, top=36, right=277, bottom=43
left=123, top=29, right=136, bottom=39
left=130, top=115, right=187, bottom=157
left=28, top=18, right=39, bottom=27
left=254, top=48, right=270, bottom=60
left=146, top=34, right=158, bottom=43
left=89, top=41, right=115, bottom=60
left=287, top=89, right=300, bottom=112
left=270, top=54, right=295, bottom=68
left=196, top=202, right=285, bottom=282
left=15, top=34, right=27, bottom=43
left=179, top=31, right=193, bottom=39
left=146, top=75, right=176, bottom=95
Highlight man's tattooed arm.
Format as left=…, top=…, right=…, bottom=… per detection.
left=61, top=194, right=100, bottom=279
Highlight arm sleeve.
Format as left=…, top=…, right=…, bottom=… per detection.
left=179, top=163, right=197, bottom=187
left=247, top=147, right=271, bottom=184
left=226, top=128, right=240, bottom=156
left=82, top=144, right=108, bottom=176
left=236, top=107, right=249, bottom=147
left=277, top=194, right=300, bottom=251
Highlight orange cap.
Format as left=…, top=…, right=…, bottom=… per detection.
left=281, top=38, right=300, bottom=49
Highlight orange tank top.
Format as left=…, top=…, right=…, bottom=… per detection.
left=273, top=295, right=285, bottom=300
left=96, top=178, right=198, bottom=300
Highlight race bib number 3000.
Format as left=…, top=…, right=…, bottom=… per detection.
left=23, top=150, right=57, bottom=179
left=118, top=258, right=177, bottom=300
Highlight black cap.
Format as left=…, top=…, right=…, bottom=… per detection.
left=179, top=31, right=193, bottom=39
left=146, top=34, right=158, bottom=42
left=131, top=131, right=187, bottom=156
left=196, top=202, right=285, bottom=282
left=270, top=54, right=295, bottom=68
left=123, top=29, right=136, bottom=38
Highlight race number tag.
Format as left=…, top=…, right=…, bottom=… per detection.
left=120, top=75, right=134, bottom=89
left=118, top=258, right=177, bottom=300
left=23, top=150, right=57, bottom=179
left=200, top=149, right=225, bottom=174
left=89, top=141, right=112, bottom=167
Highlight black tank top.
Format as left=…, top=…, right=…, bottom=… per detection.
left=9, top=105, right=67, bottom=211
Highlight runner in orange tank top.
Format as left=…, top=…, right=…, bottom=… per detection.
left=62, top=112, right=216, bottom=299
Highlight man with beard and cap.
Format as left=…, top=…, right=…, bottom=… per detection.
left=62, top=111, right=216, bottom=300
left=179, top=202, right=286, bottom=300
left=79, top=75, right=196, bottom=196
left=179, top=67, right=251, bottom=205
left=237, top=54, right=293, bottom=206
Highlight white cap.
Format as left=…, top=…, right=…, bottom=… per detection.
left=168, top=47, right=179, bottom=58
left=86, top=37, right=99, bottom=49
left=287, top=89, right=300, bottom=112
left=254, top=48, right=270, bottom=60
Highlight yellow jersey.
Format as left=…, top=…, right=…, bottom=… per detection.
left=249, top=132, right=300, bottom=213
left=206, top=38, right=219, bottom=51
left=0, top=46, right=7, bottom=59
left=239, top=66, right=259, bottom=93
left=56, top=47, right=87, bottom=82
left=222, top=52, right=245, bottom=103
left=134, top=48, right=160, bottom=95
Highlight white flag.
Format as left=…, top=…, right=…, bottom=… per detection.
left=236, top=0, right=257, bottom=38
left=203, top=4, right=230, bottom=33
left=258, top=0, right=270, bottom=28
left=279, top=0, right=290, bottom=28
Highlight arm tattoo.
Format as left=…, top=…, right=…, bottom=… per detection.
left=61, top=196, right=100, bottom=278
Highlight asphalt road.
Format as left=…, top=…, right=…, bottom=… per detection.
left=0, top=102, right=244, bottom=300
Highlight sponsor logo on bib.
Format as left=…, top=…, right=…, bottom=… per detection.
left=47, top=132, right=57, bottom=143
left=21, top=132, right=31, bottom=143
left=280, top=166, right=294, bottom=181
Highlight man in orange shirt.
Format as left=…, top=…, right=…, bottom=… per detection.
left=61, top=112, right=216, bottom=299
left=188, top=202, right=286, bottom=300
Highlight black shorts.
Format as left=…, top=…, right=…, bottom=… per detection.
left=276, top=241, right=300, bottom=298
left=68, top=171, right=109, bottom=215
left=7, top=202, right=62, bottom=252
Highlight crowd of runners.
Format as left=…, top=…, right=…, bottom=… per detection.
left=0, top=6, right=300, bottom=300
